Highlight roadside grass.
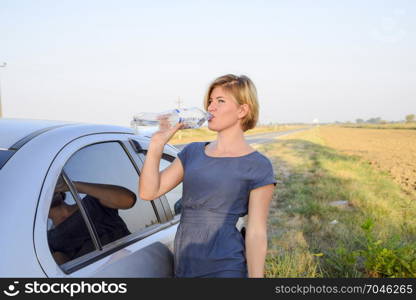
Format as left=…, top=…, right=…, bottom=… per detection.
left=257, top=128, right=416, bottom=277
left=169, top=124, right=306, bottom=145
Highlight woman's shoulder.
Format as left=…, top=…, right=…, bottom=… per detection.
left=177, top=141, right=195, bottom=149
left=180, top=141, right=204, bottom=151
left=177, top=142, right=205, bottom=158
left=249, top=151, right=274, bottom=167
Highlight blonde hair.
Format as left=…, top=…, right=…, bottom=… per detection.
left=203, top=74, right=259, bottom=132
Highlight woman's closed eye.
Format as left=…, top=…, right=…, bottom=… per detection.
left=208, top=99, right=225, bottom=105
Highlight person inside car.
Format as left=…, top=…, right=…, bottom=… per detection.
left=47, top=175, right=136, bottom=265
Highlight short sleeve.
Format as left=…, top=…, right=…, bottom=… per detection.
left=177, top=142, right=194, bottom=169
left=249, top=157, right=277, bottom=191
left=82, top=195, right=117, bottom=218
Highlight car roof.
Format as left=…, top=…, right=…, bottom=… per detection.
left=0, top=118, right=178, bottom=169
left=0, top=118, right=137, bottom=149
left=0, top=118, right=140, bottom=169
left=0, top=118, right=77, bottom=149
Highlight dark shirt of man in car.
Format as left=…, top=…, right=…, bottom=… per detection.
left=47, top=180, right=136, bottom=264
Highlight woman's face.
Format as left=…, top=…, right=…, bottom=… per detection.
left=207, top=86, right=245, bottom=132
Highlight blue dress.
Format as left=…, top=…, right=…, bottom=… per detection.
left=174, top=141, right=277, bottom=278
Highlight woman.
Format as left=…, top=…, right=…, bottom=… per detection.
left=139, top=74, right=276, bottom=278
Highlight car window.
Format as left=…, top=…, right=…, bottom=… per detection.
left=47, top=181, right=93, bottom=265
left=159, top=157, right=183, bottom=215
left=47, top=142, right=159, bottom=265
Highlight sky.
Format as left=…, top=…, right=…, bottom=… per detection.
left=0, top=0, right=415, bottom=126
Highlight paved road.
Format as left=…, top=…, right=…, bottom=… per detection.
left=172, top=127, right=313, bottom=150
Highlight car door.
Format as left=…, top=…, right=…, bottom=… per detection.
left=34, top=133, right=178, bottom=277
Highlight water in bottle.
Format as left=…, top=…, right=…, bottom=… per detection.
left=132, top=107, right=213, bottom=130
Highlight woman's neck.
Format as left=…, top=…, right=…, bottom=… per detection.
left=211, top=124, right=252, bottom=154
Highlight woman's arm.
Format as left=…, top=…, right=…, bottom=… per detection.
left=139, top=140, right=165, bottom=200
left=139, top=119, right=185, bottom=201
left=245, top=184, right=275, bottom=278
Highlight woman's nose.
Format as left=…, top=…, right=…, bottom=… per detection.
left=208, top=103, right=216, bottom=112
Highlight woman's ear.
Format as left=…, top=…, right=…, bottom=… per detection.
left=238, top=104, right=249, bottom=119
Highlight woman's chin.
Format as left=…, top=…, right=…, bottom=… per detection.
left=207, top=124, right=219, bottom=132
left=208, top=126, right=218, bottom=132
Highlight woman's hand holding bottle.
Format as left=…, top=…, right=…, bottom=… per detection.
left=150, top=114, right=185, bottom=146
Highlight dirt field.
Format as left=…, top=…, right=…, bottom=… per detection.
left=318, top=126, right=416, bottom=199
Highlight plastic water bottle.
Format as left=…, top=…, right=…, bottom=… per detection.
left=132, top=107, right=212, bottom=130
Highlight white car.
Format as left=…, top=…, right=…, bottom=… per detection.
left=0, top=118, right=184, bottom=277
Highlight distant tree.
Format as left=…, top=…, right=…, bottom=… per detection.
left=405, top=114, right=415, bottom=123
left=367, top=117, right=382, bottom=124
left=356, top=118, right=364, bottom=124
